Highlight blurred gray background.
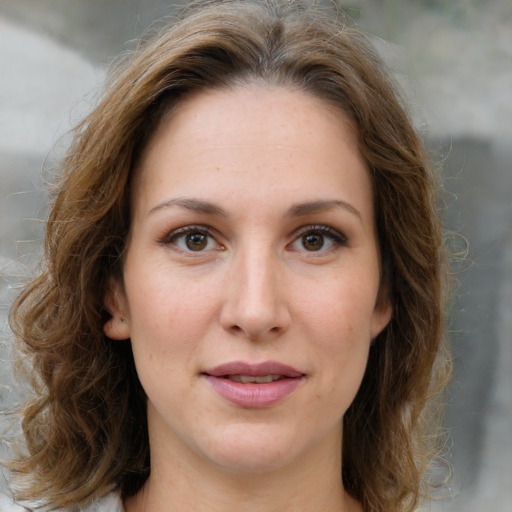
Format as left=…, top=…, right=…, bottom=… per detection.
left=1, top=0, right=511, bottom=511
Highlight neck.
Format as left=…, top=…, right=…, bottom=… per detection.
left=124, top=427, right=361, bottom=512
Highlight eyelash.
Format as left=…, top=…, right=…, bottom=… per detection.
left=159, top=224, right=347, bottom=254
left=290, top=225, right=347, bottom=252
left=160, top=225, right=221, bottom=253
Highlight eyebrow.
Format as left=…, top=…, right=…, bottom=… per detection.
left=286, top=199, right=362, bottom=221
left=148, top=197, right=362, bottom=221
left=149, top=197, right=227, bottom=217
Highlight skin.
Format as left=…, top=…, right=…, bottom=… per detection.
left=105, top=85, right=391, bottom=512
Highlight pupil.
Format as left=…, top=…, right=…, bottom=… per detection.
left=186, top=233, right=207, bottom=251
left=303, top=233, right=324, bottom=251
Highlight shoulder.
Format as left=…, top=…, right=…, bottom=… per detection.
left=76, top=491, right=124, bottom=512
left=0, top=492, right=26, bottom=511
left=0, top=491, right=124, bottom=512
left=76, top=492, right=124, bottom=512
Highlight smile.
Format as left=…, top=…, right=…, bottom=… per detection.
left=203, top=361, right=305, bottom=408
left=224, top=374, right=283, bottom=383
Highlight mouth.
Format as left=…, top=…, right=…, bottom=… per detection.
left=221, top=374, right=284, bottom=384
left=203, top=360, right=304, bottom=380
left=202, top=361, right=305, bottom=408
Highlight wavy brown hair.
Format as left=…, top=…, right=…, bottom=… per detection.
left=8, top=1, right=450, bottom=510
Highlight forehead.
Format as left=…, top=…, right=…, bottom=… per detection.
left=132, top=85, right=372, bottom=219
left=141, top=85, right=359, bottom=158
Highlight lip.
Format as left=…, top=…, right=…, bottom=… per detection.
left=203, top=361, right=305, bottom=408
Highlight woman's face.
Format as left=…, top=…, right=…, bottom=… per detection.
left=105, top=86, right=391, bottom=475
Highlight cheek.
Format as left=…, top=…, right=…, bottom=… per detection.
left=300, top=275, right=378, bottom=340
left=126, top=269, right=220, bottom=350
left=298, top=277, right=376, bottom=386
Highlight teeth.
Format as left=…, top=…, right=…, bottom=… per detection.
left=227, top=374, right=282, bottom=384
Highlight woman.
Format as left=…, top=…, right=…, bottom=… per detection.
left=7, top=1, right=450, bottom=511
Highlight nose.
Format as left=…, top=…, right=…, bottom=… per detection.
left=219, top=246, right=291, bottom=341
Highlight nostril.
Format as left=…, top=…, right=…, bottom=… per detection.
left=227, top=323, right=282, bottom=338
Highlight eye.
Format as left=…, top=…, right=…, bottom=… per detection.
left=289, top=226, right=346, bottom=252
left=163, top=226, right=222, bottom=253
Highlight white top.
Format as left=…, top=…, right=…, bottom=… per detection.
left=0, top=491, right=124, bottom=512
left=75, top=492, right=124, bottom=512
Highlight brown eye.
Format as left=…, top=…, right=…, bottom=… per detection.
left=165, top=227, right=221, bottom=253
left=289, top=225, right=346, bottom=254
left=302, top=233, right=324, bottom=251
left=186, top=232, right=208, bottom=251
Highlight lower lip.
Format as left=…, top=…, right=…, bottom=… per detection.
left=204, top=376, right=303, bottom=408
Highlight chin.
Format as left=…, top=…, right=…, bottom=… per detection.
left=202, top=423, right=311, bottom=474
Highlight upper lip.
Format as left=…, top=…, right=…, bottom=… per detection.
left=204, top=361, right=304, bottom=378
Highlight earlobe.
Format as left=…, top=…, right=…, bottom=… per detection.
left=104, top=278, right=130, bottom=340
left=104, top=316, right=130, bottom=340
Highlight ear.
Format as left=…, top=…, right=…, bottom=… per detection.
left=370, top=300, right=392, bottom=340
left=104, top=277, right=130, bottom=340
